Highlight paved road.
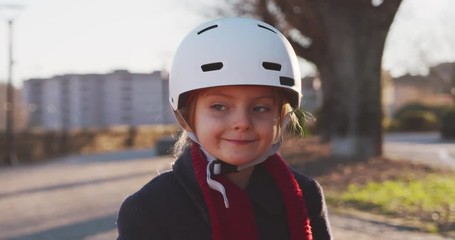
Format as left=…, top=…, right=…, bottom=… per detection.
left=1, top=141, right=453, bottom=240
left=384, top=132, right=455, bottom=169
left=0, top=149, right=173, bottom=240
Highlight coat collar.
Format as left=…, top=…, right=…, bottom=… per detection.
left=172, top=148, right=286, bottom=223
left=172, top=148, right=211, bottom=225
left=246, top=165, right=285, bottom=216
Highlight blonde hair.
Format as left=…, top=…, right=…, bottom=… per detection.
left=171, top=88, right=308, bottom=158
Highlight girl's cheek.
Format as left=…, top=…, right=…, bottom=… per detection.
left=252, top=113, right=279, bottom=124
left=207, top=113, right=228, bottom=121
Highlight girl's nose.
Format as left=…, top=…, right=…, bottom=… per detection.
left=232, top=110, right=252, bottom=130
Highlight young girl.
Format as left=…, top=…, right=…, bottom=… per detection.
left=117, top=17, right=332, bottom=240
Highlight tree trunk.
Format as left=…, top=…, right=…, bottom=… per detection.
left=315, top=2, right=398, bottom=159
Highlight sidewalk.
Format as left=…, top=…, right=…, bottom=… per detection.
left=1, top=150, right=452, bottom=240
left=384, top=132, right=455, bottom=169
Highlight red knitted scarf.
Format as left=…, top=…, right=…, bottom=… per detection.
left=191, top=144, right=313, bottom=240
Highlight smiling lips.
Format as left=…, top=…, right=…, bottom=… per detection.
left=224, top=138, right=256, bottom=145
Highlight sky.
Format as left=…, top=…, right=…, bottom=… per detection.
left=0, top=0, right=455, bottom=87
left=383, top=0, right=455, bottom=76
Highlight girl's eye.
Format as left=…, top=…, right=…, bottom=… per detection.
left=253, top=105, right=270, bottom=112
left=211, top=104, right=227, bottom=111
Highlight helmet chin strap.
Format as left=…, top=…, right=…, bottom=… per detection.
left=183, top=113, right=290, bottom=208
left=190, top=131, right=282, bottom=209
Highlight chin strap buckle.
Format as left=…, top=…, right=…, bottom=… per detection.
left=209, top=160, right=238, bottom=175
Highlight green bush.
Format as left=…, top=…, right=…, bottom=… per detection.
left=440, top=107, right=455, bottom=139
left=394, top=102, right=447, bottom=120
left=392, top=102, right=453, bottom=132
left=397, top=110, right=438, bottom=131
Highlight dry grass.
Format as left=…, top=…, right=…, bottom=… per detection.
left=280, top=136, right=455, bottom=233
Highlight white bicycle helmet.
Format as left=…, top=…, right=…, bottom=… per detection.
left=169, top=17, right=302, bottom=111
left=169, top=18, right=303, bottom=208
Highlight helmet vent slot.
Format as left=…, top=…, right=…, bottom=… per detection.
left=262, top=62, right=282, bottom=71
left=197, top=24, right=218, bottom=35
left=201, top=62, right=224, bottom=72
left=257, top=24, right=277, bottom=34
left=280, top=76, right=295, bottom=87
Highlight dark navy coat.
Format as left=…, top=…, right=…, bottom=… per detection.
left=117, top=149, right=332, bottom=240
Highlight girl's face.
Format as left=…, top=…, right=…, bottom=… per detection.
left=193, top=85, right=280, bottom=166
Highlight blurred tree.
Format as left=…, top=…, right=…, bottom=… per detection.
left=218, top=0, right=402, bottom=159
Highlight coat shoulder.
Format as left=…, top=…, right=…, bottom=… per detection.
left=116, top=172, right=177, bottom=239
left=290, top=168, right=333, bottom=240
left=290, top=169, right=324, bottom=197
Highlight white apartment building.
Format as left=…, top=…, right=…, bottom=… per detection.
left=23, top=70, right=175, bottom=130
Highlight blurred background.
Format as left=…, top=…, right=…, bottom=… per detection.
left=0, top=0, right=454, bottom=239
